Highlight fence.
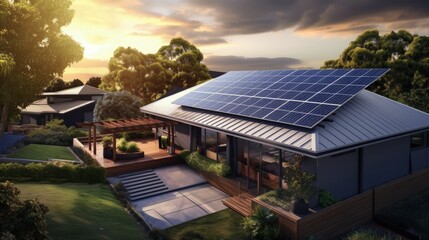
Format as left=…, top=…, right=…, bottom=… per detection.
left=252, top=167, right=429, bottom=239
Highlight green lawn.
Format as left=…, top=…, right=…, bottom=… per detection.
left=8, top=144, right=77, bottom=161
left=163, top=209, right=248, bottom=240
left=17, top=183, right=149, bottom=240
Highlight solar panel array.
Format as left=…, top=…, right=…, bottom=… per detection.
left=173, top=68, right=389, bottom=128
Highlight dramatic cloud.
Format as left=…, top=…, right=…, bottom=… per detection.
left=203, top=55, right=302, bottom=72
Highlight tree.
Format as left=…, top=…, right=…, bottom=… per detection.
left=67, top=79, right=84, bottom=88
left=93, top=91, right=143, bottom=121
left=0, top=0, right=83, bottom=133
left=86, top=77, right=102, bottom=88
left=100, top=37, right=210, bottom=105
left=322, top=30, right=429, bottom=112
left=0, top=181, right=49, bottom=239
left=45, top=78, right=67, bottom=92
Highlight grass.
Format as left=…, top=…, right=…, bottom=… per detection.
left=342, top=227, right=401, bottom=240
left=17, top=183, right=149, bottom=240
left=163, top=209, right=248, bottom=240
left=377, top=188, right=429, bottom=239
left=8, top=144, right=77, bottom=161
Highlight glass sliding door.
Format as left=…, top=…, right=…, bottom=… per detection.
left=205, top=129, right=218, bottom=160
left=218, top=133, right=227, bottom=162
left=261, top=145, right=281, bottom=190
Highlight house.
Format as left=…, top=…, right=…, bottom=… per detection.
left=21, top=85, right=107, bottom=127
left=141, top=69, right=429, bottom=201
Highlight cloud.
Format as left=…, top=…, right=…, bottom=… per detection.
left=203, top=55, right=302, bottom=72
left=69, top=58, right=108, bottom=68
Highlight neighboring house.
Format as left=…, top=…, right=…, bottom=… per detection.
left=21, top=85, right=107, bottom=126
left=141, top=69, right=429, bottom=201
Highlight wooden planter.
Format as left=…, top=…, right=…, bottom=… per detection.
left=103, top=147, right=145, bottom=161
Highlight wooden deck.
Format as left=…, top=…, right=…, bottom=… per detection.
left=76, top=137, right=183, bottom=176
left=223, top=193, right=254, bottom=217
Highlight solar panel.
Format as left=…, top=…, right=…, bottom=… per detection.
left=173, top=68, right=389, bottom=128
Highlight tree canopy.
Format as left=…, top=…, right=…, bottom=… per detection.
left=0, top=181, right=49, bottom=239
left=93, top=91, right=143, bottom=121
left=100, top=37, right=210, bottom=104
left=323, top=30, right=429, bottom=112
left=45, top=78, right=83, bottom=92
left=0, top=0, right=83, bottom=132
left=86, top=77, right=102, bottom=88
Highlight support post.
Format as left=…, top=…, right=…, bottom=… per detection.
left=93, top=125, right=97, bottom=155
left=278, top=149, right=283, bottom=189
left=112, top=134, right=116, bottom=161
left=258, top=144, right=262, bottom=195
left=246, top=141, right=250, bottom=189
left=171, top=126, right=175, bottom=147
left=88, top=126, right=92, bottom=151
left=167, top=126, right=171, bottom=147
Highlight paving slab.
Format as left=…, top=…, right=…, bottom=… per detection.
left=186, top=186, right=229, bottom=205
left=163, top=205, right=208, bottom=226
left=141, top=210, right=172, bottom=229
left=199, top=199, right=229, bottom=214
left=143, top=196, right=196, bottom=215
left=133, top=191, right=183, bottom=210
left=155, top=164, right=206, bottom=190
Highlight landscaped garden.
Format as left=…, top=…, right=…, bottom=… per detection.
left=163, top=209, right=247, bottom=240
left=17, top=183, right=149, bottom=240
left=7, top=144, right=78, bottom=161
left=376, top=188, right=429, bottom=239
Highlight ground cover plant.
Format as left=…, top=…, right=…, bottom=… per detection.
left=17, top=183, right=149, bottom=240
left=163, top=209, right=247, bottom=240
left=185, top=151, right=231, bottom=176
left=7, top=144, right=77, bottom=161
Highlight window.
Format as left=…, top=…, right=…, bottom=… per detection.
left=411, top=132, right=425, bottom=149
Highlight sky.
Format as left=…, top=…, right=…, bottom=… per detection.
left=62, top=0, right=429, bottom=82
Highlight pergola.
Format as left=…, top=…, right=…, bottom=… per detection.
left=79, top=118, right=178, bottom=161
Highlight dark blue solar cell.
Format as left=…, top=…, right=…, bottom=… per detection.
left=235, top=88, right=252, bottom=95
left=303, top=69, right=321, bottom=75
left=228, top=105, right=245, bottom=114
left=239, top=106, right=261, bottom=115
left=295, top=114, right=324, bottom=127
left=264, top=110, right=290, bottom=121
left=251, top=108, right=273, bottom=118
left=290, top=70, right=307, bottom=75
left=346, top=69, right=369, bottom=76
left=292, top=92, right=313, bottom=101
left=242, top=97, right=261, bottom=105
left=331, top=69, right=351, bottom=76
left=316, top=70, right=335, bottom=76
left=255, top=82, right=272, bottom=88
left=318, top=76, right=339, bottom=84
left=321, top=84, right=345, bottom=93
left=325, top=94, right=350, bottom=104
left=294, top=103, right=319, bottom=113
left=293, top=83, right=312, bottom=91
left=334, top=77, right=357, bottom=84
left=267, top=90, right=287, bottom=98
left=283, top=83, right=299, bottom=90
left=304, top=76, right=323, bottom=83
left=279, top=91, right=300, bottom=99
left=233, top=96, right=251, bottom=104
left=310, top=104, right=337, bottom=115
left=280, top=112, right=305, bottom=123
left=306, top=84, right=326, bottom=92
left=267, top=82, right=285, bottom=89
left=364, top=68, right=389, bottom=76
left=196, top=100, right=213, bottom=109
left=291, top=76, right=308, bottom=83
left=219, top=103, right=239, bottom=112
left=253, top=98, right=272, bottom=107
left=211, top=102, right=227, bottom=110
left=278, top=76, right=296, bottom=83
left=308, top=93, right=332, bottom=102
left=265, top=99, right=285, bottom=109
left=351, top=77, right=376, bottom=86
left=255, top=90, right=273, bottom=97
left=245, top=89, right=261, bottom=95
left=279, top=101, right=301, bottom=111
left=339, top=86, right=362, bottom=95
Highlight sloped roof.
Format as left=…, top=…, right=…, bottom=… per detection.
left=43, top=85, right=107, bottom=96
left=22, top=98, right=95, bottom=114
left=141, top=86, right=429, bottom=157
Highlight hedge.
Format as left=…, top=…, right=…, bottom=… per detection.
left=185, top=151, right=231, bottom=177
left=0, top=163, right=105, bottom=184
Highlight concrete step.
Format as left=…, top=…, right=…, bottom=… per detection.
left=121, top=175, right=159, bottom=186
left=118, top=169, right=153, bottom=179
left=129, top=187, right=170, bottom=201
left=124, top=178, right=162, bottom=190
left=127, top=183, right=166, bottom=194
left=119, top=171, right=156, bottom=182
left=120, top=173, right=157, bottom=184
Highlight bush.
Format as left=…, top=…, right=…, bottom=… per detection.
left=126, top=142, right=140, bottom=153
left=160, top=136, right=168, bottom=149
left=242, top=206, right=279, bottom=240
left=70, top=147, right=98, bottom=166
left=123, top=131, right=153, bottom=141
left=259, top=189, right=292, bottom=211
left=102, top=136, right=113, bottom=148
left=116, top=138, right=140, bottom=153
left=318, top=189, right=336, bottom=208
left=0, top=162, right=105, bottom=184
left=179, top=150, right=191, bottom=160
left=26, top=119, right=87, bottom=146
left=185, top=151, right=231, bottom=177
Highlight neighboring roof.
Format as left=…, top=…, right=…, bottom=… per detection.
left=141, top=86, right=429, bottom=157
left=43, top=85, right=107, bottom=96
left=22, top=98, right=95, bottom=114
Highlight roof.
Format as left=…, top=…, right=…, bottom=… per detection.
left=43, top=85, right=107, bottom=96
left=21, top=98, right=95, bottom=114
left=141, top=86, right=429, bottom=157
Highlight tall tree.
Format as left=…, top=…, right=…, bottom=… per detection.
left=100, top=37, right=210, bottom=105
left=67, top=78, right=84, bottom=88
left=45, top=78, right=67, bottom=92
left=0, top=0, right=83, bottom=133
left=93, top=91, right=143, bottom=121
left=323, top=30, right=429, bottom=112
left=86, top=76, right=102, bottom=88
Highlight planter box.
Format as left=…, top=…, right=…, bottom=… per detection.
left=103, top=147, right=145, bottom=161
left=167, top=146, right=175, bottom=155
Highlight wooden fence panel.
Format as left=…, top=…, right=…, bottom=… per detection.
left=374, top=167, right=429, bottom=214
left=298, top=190, right=373, bottom=239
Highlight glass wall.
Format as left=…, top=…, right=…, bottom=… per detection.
left=199, top=128, right=228, bottom=162
left=205, top=129, right=218, bottom=160
left=218, top=133, right=228, bottom=162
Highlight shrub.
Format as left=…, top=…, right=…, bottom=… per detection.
left=26, top=119, right=87, bottom=146
left=126, top=142, right=140, bottom=153
left=179, top=150, right=191, bottom=160
left=160, top=136, right=168, bottom=149
left=123, top=131, right=153, bottom=141
left=283, top=154, right=317, bottom=203
left=185, top=151, right=231, bottom=177
left=102, top=136, right=113, bottom=148
left=0, top=162, right=105, bottom=184
left=259, top=189, right=292, bottom=211
left=242, top=206, right=279, bottom=240
left=70, top=147, right=98, bottom=166
left=116, top=138, right=140, bottom=153
left=318, top=189, right=336, bottom=208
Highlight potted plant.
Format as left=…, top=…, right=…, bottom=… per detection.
left=283, top=154, right=317, bottom=214
left=102, top=135, right=113, bottom=158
